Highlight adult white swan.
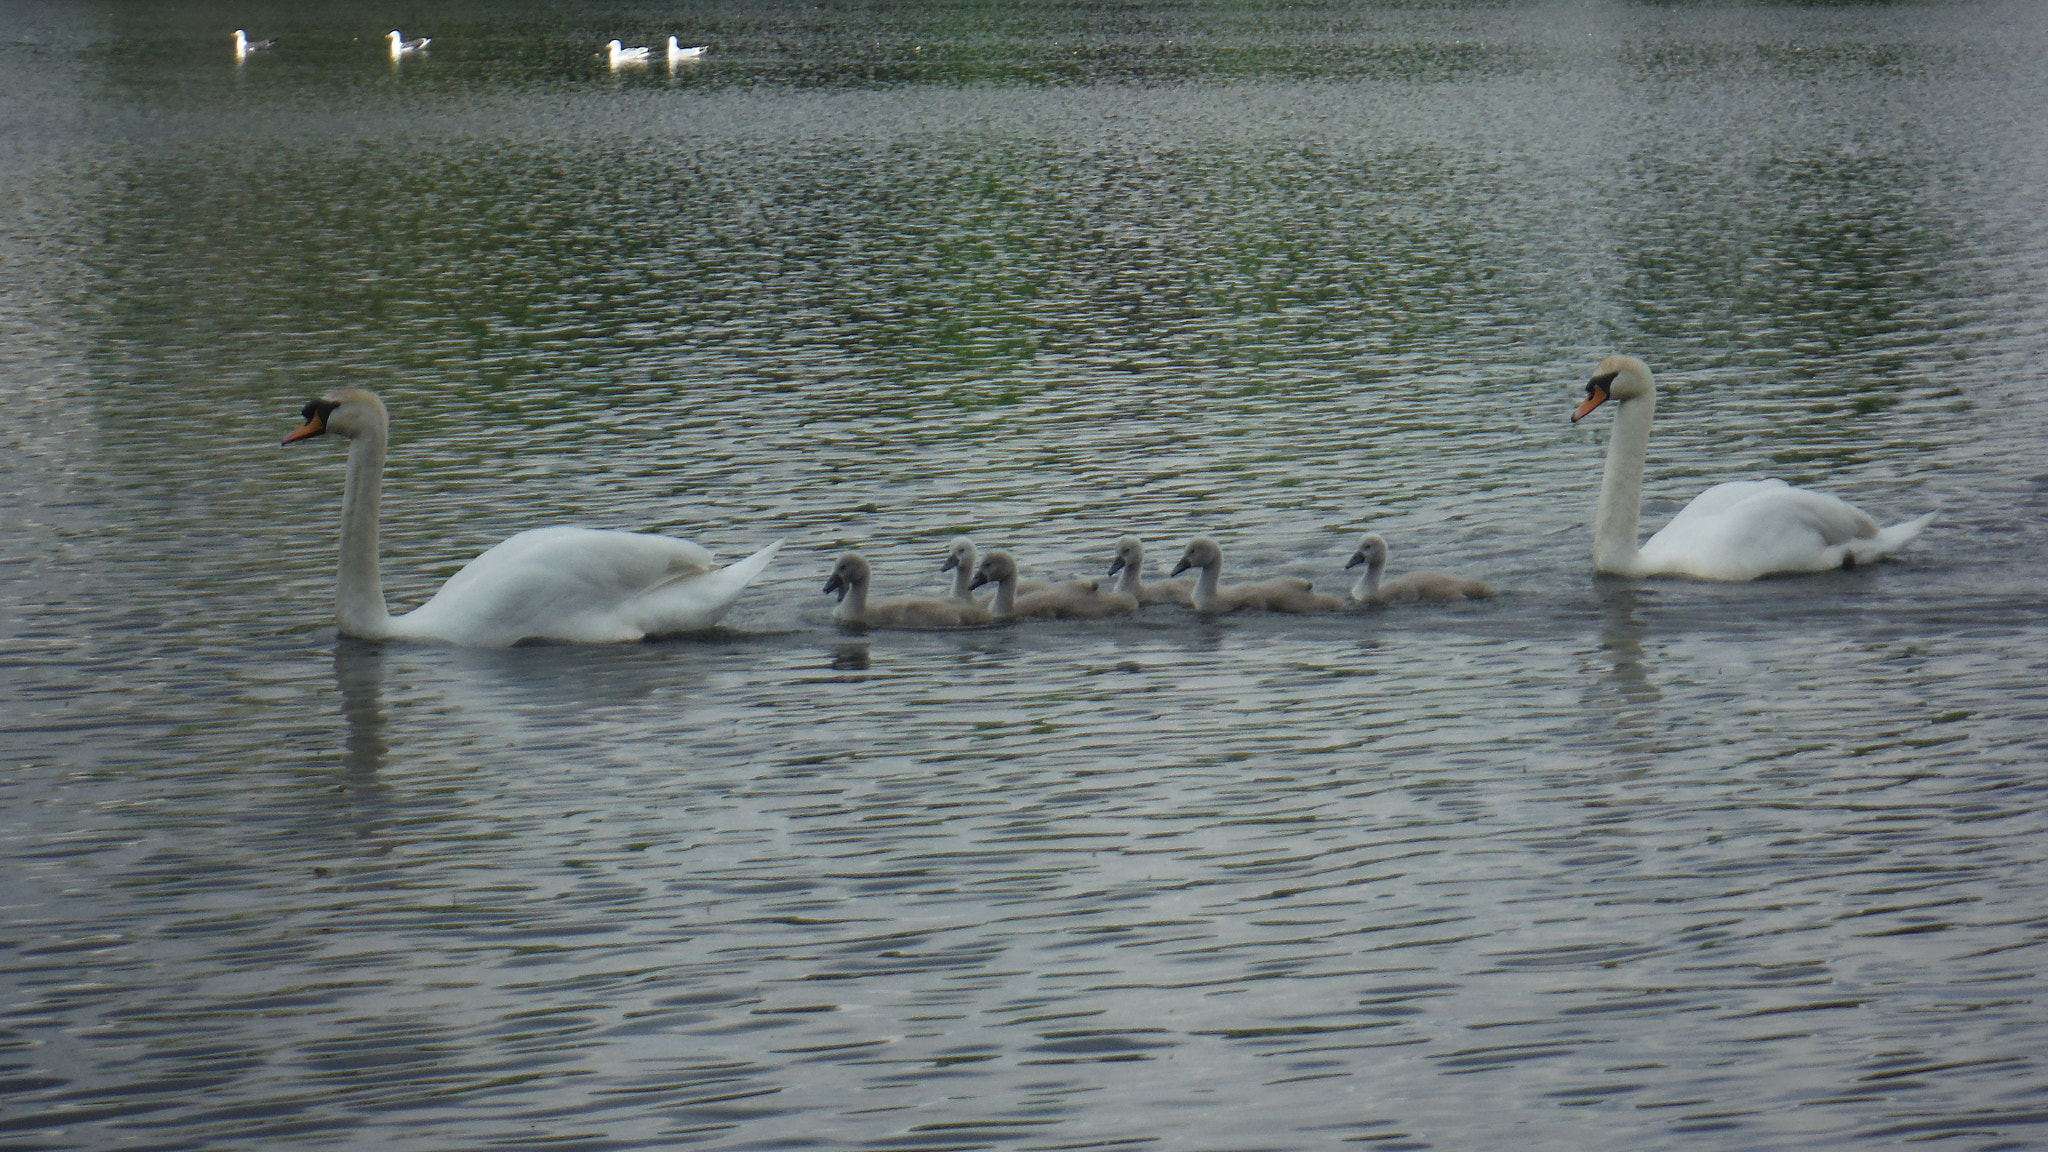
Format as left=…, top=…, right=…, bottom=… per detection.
left=1572, top=355, right=1934, bottom=580
left=282, top=388, right=780, bottom=645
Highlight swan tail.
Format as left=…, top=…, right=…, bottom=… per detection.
left=637, top=539, right=782, bottom=636
left=720, top=539, right=783, bottom=590
left=1876, top=510, right=1936, bottom=553
left=1850, top=510, right=1936, bottom=565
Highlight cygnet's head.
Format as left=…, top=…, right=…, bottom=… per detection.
left=1171, top=537, right=1221, bottom=577
left=1571, top=355, right=1654, bottom=424
left=1346, top=533, right=1388, bottom=571
left=823, top=553, right=870, bottom=601
left=282, top=388, right=386, bottom=444
left=970, top=549, right=1017, bottom=591
left=940, top=536, right=977, bottom=574
left=1107, top=535, right=1144, bottom=577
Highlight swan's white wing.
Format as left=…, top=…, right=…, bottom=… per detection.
left=630, top=540, right=781, bottom=637
left=398, top=526, right=724, bottom=645
left=1653, top=479, right=1793, bottom=530
left=1640, top=481, right=1880, bottom=580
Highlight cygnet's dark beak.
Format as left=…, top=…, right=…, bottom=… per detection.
left=823, top=573, right=846, bottom=601
left=1170, top=557, right=1193, bottom=577
left=1345, top=551, right=1366, bottom=569
left=969, top=569, right=991, bottom=591
left=940, top=555, right=958, bottom=573
left=1106, top=555, right=1127, bottom=577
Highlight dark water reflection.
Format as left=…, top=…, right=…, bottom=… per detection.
left=5, top=1, right=2048, bottom=1150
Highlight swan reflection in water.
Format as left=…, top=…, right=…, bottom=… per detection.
left=335, top=635, right=720, bottom=769
left=335, top=639, right=391, bottom=779
left=331, top=640, right=398, bottom=843
left=1591, top=581, right=1661, bottom=714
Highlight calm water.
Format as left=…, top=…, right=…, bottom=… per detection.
left=4, top=1, right=2047, bottom=1148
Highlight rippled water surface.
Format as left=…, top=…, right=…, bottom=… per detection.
left=5, top=1, right=2047, bottom=1148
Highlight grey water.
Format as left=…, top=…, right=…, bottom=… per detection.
left=3, top=1, right=2046, bottom=1148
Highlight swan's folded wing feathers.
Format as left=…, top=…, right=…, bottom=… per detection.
left=1641, top=483, right=1881, bottom=578
left=435, top=527, right=713, bottom=594
left=1654, top=480, right=1790, bottom=534
left=406, top=527, right=722, bottom=643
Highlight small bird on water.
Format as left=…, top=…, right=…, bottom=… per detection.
left=608, top=39, right=652, bottom=67
left=387, top=30, right=431, bottom=59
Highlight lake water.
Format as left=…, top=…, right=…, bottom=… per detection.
left=4, top=1, right=2047, bottom=1148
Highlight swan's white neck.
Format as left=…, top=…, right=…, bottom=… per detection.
left=336, top=427, right=397, bottom=638
left=951, top=559, right=975, bottom=600
left=1593, top=390, right=1655, bottom=576
left=1190, top=566, right=1221, bottom=611
left=1112, top=564, right=1141, bottom=599
left=1350, top=559, right=1383, bottom=601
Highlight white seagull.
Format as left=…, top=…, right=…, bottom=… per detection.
left=668, top=37, right=708, bottom=64
left=387, top=30, right=431, bottom=59
left=608, top=39, right=651, bottom=67
left=232, top=30, right=275, bottom=58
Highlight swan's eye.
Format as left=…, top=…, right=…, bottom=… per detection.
left=1587, top=372, right=1619, bottom=397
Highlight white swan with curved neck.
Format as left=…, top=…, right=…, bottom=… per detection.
left=283, top=388, right=780, bottom=645
left=1573, top=356, right=1934, bottom=580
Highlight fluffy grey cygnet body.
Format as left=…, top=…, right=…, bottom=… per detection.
left=1346, top=534, right=1494, bottom=603
left=1170, top=537, right=1343, bottom=614
left=825, top=552, right=991, bottom=629
left=1106, top=535, right=1193, bottom=607
left=971, top=550, right=1136, bottom=620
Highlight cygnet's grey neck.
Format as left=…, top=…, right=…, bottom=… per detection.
left=986, top=570, right=1017, bottom=616
left=834, top=573, right=870, bottom=623
left=1349, top=557, right=1384, bottom=602
left=1190, top=565, right=1223, bottom=611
